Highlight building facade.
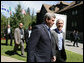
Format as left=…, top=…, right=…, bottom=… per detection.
left=36, top=1, right=83, bottom=42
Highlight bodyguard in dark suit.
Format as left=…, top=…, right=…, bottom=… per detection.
left=24, top=28, right=29, bottom=51
left=27, top=13, right=56, bottom=62
left=25, top=26, right=32, bottom=51
left=73, top=30, right=79, bottom=47
left=51, top=19, right=67, bottom=62
left=4, top=24, right=12, bottom=46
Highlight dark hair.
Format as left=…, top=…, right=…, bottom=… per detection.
left=44, top=13, right=56, bottom=21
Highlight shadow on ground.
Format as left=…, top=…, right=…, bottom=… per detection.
left=1, top=43, right=7, bottom=45
left=5, top=50, right=21, bottom=56
left=66, top=44, right=73, bottom=47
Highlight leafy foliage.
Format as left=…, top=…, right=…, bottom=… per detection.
left=1, top=3, right=36, bottom=38
left=1, top=14, right=7, bottom=38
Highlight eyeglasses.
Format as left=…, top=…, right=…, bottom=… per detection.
left=58, top=23, right=63, bottom=24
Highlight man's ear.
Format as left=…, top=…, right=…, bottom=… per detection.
left=46, top=18, right=49, bottom=23
left=45, top=18, right=47, bottom=23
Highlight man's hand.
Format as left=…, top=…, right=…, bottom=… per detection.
left=4, top=34, right=5, bottom=36
left=16, top=42, right=19, bottom=45
left=52, top=56, right=56, bottom=62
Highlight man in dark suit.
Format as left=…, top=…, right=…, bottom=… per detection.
left=51, top=19, right=67, bottom=62
left=73, top=30, right=79, bottom=47
left=70, top=30, right=75, bottom=42
left=25, top=26, right=32, bottom=51
left=24, top=27, right=29, bottom=51
left=27, top=13, right=56, bottom=62
left=4, top=24, right=12, bottom=46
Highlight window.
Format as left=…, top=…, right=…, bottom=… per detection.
left=75, top=21, right=77, bottom=27
left=72, top=10, right=78, bottom=15
left=72, top=11, right=74, bottom=15
left=49, top=5, right=55, bottom=11
left=71, top=21, right=77, bottom=27
left=75, top=10, right=77, bottom=15
left=71, top=21, right=74, bottom=27
left=76, top=1, right=81, bottom=4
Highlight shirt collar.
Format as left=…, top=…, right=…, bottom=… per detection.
left=55, top=28, right=62, bottom=34
left=8, top=28, right=10, bottom=29
left=44, top=24, right=50, bottom=30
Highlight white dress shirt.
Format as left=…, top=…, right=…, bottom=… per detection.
left=58, top=33, right=63, bottom=50
left=8, top=28, right=11, bottom=34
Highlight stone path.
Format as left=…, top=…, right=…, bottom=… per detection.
left=1, top=56, right=25, bottom=62
left=65, top=40, right=83, bottom=55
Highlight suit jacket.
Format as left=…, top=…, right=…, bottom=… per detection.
left=27, top=24, right=53, bottom=62
left=14, top=27, right=24, bottom=44
left=24, top=29, right=29, bottom=41
left=4, top=27, right=12, bottom=38
left=51, top=29, right=67, bottom=61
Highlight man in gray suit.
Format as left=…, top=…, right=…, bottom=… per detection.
left=13, top=23, right=25, bottom=57
left=27, top=13, right=56, bottom=62
left=51, top=19, right=67, bottom=62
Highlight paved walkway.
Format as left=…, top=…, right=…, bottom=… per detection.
left=65, top=40, right=83, bottom=55
left=1, top=56, right=25, bottom=62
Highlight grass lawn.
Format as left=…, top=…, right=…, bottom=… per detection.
left=1, top=40, right=83, bottom=62
left=1, top=40, right=27, bottom=62
left=66, top=50, right=83, bottom=62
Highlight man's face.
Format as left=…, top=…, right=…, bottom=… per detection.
left=19, top=23, right=23, bottom=28
left=56, top=20, right=64, bottom=31
left=8, top=25, right=10, bottom=28
left=29, top=26, right=32, bottom=30
left=46, top=17, right=55, bottom=28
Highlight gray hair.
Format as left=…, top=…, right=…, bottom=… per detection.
left=56, top=19, right=64, bottom=24
left=44, top=13, right=56, bottom=21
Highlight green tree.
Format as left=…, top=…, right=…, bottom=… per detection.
left=23, top=7, right=36, bottom=29
left=10, top=3, right=24, bottom=37
left=23, top=13, right=31, bottom=29
left=31, top=8, right=34, bottom=22
left=1, top=14, right=7, bottom=38
left=27, top=7, right=30, bottom=15
left=23, top=7, right=31, bottom=29
left=31, top=9, right=37, bottom=26
left=9, top=3, right=37, bottom=35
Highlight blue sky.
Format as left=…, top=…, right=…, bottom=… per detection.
left=1, top=1, right=73, bottom=18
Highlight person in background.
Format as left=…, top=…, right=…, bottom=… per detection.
left=70, top=30, right=75, bottom=42
left=51, top=19, right=67, bottom=62
left=28, top=26, right=32, bottom=38
left=4, top=24, right=13, bottom=46
left=13, top=23, right=25, bottom=57
left=73, top=30, right=80, bottom=47
left=25, top=26, right=32, bottom=51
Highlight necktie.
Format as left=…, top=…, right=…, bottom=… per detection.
left=48, top=28, right=51, bottom=39
left=20, top=29, right=23, bottom=35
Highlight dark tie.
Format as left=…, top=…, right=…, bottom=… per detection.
left=48, top=28, right=51, bottom=39
left=20, top=29, right=23, bottom=35
left=48, top=28, right=50, bottom=32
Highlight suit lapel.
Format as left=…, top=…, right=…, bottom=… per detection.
left=18, top=28, right=21, bottom=39
left=41, top=24, right=51, bottom=40
left=54, top=31, right=59, bottom=47
left=62, top=32, right=65, bottom=48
